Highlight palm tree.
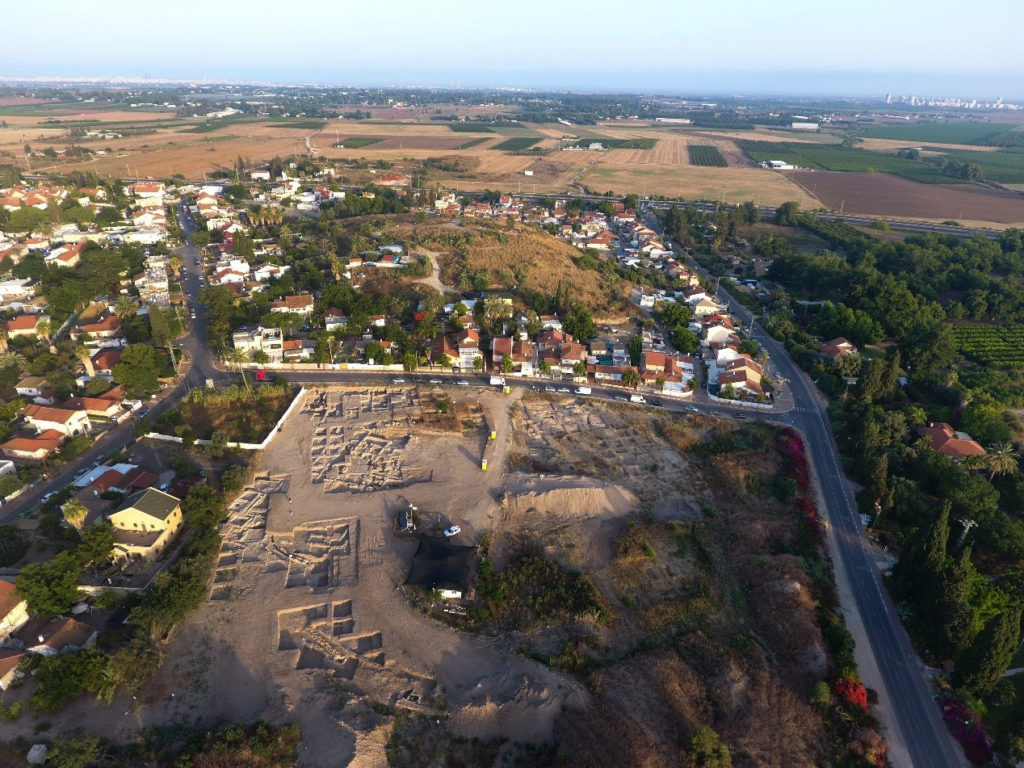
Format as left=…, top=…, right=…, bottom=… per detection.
left=227, top=347, right=251, bottom=393
left=75, top=345, right=95, bottom=378
left=114, top=296, right=137, bottom=321
left=62, top=499, right=88, bottom=531
left=986, top=442, right=1018, bottom=480
left=0, top=351, right=26, bottom=373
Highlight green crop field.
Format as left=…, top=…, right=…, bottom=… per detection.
left=858, top=122, right=1018, bottom=145
left=688, top=145, right=727, bottom=167
left=493, top=137, right=541, bottom=151
left=923, top=147, right=1024, bottom=184
left=738, top=140, right=953, bottom=183
left=335, top=137, right=383, bottom=148
left=449, top=123, right=495, bottom=133
left=456, top=137, right=491, bottom=150
left=953, top=325, right=1024, bottom=368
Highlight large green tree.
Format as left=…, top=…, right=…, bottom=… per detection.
left=955, top=604, right=1022, bottom=696
left=15, top=551, right=83, bottom=618
left=113, top=344, right=161, bottom=396
left=938, top=547, right=978, bottom=657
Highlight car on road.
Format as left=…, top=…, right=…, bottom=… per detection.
left=649, top=397, right=662, bottom=406
left=18, top=508, right=34, bottom=518
left=456, top=380, right=469, bottom=386
left=544, top=386, right=556, bottom=392
left=428, top=379, right=442, bottom=385
left=684, top=406, right=699, bottom=413
left=557, top=387, right=571, bottom=393
left=391, top=378, right=406, bottom=384
left=443, top=525, right=462, bottom=538
left=40, top=492, right=56, bottom=503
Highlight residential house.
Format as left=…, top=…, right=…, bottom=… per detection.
left=5, top=314, right=47, bottom=339
left=491, top=336, right=513, bottom=369
left=23, top=617, right=97, bottom=656
left=62, top=396, right=122, bottom=420
left=15, top=375, right=55, bottom=404
left=0, top=650, right=25, bottom=690
left=510, top=340, right=535, bottom=376
left=377, top=172, right=410, bottom=187
left=323, top=308, right=347, bottom=331
left=538, top=315, right=562, bottom=331
left=269, top=293, right=314, bottom=316
left=431, top=334, right=457, bottom=366
left=640, top=351, right=695, bottom=394
left=692, top=298, right=721, bottom=318
left=0, top=278, right=36, bottom=301
left=44, top=242, right=83, bottom=268
left=918, top=422, right=986, bottom=459
left=282, top=339, right=312, bottom=361
left=71, top=314, right=121, bottom=342
left=253, top=264, right=290, bottom=283
left=232, top=325, right=284, bottom=363
left=589, top=364, right=636, bottom=383
left=107, top=488, right=184, bottom=560
left=91, top=348, right=122, bottom=375
left=683, top=286, right=709, bottom=304
left=821, top=337, right=858, bottom=360
left=1, top=429, right=64, bottom=461
left=456, top=329, right=480, bottom=369
left=131, top=182, right=165, bottom=200
left=0, top=580, right=29, bottom=643
left=717, top=356, right=765, bottom=399
left=23, top=404, right=90, bottom=437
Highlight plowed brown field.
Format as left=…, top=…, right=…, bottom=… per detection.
left=788, top=171, right=1024, bottom=225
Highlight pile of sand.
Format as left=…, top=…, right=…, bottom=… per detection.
left=501, top=480, right=637, bottom=519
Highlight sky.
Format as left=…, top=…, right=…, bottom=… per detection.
left=3, top=0, right=1023, bottom=98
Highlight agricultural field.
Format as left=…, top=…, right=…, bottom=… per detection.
left=448, top=123, right=496, bottom=133
left=953, top=325, right=1024, bottom=368
left=581, top=164, right=818, bottom=207
left=454, top=137, right=491, bottom=150
left=334, top=136, right=383, bottom=148
left=492, top=137, right=541, bottom=151
left=688, top=144, right=728, bottom=167
left=738, top=140, right=951, bottom=183
left=788, top=171, right=1024, bottom=225
left=856, top=121, right=1024, bottom=146
left=922, top=146, right=1024, bottom=184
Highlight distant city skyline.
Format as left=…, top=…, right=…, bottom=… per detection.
left=2, top=0, right=1022, bottom=99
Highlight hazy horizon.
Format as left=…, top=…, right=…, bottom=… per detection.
left=3, top=0, right=1022, bottom=101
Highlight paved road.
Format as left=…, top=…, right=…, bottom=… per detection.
left=643, top=207, right=962, bottom=767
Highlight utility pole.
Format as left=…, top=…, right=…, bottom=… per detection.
left=957, top=518, right=977, bottom=549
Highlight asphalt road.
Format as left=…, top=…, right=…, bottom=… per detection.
left=645, top=207, right=963, bottom=766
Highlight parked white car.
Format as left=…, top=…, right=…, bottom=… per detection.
left=443, top=525, right=462, bottom=538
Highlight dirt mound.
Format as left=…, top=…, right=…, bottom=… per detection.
left=492, top=481, right=637, bottom=571
left=502, top=482, right=637, bottom=519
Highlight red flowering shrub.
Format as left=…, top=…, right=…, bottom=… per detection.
left=833, top=675, right=869, bottom=712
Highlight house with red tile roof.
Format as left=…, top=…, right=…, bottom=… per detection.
left=5, top=314, right=47, bottom=338
left=23, top=404, right=91, bottom=437
left=431, top=334, right=457, bottom=365
left=91, top=347, right=122, bottom=374
left=456, top=328, right=480, bottom=369
left=918, top=422, right=986, bottom=459
left=1, top=429, right=64, bottom=461
left=0, top=649, right=25, bottom=690
left=821, top=337, right=858, bottom=360
left=71, top=314, right=121, bottom=340
left=62, top=396, right=122, bottom=419
left=269, top=293, right=314, bottom=315
left=22, top=617, right=97, bottom=656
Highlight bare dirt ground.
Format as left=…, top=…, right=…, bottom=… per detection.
left=146, top=385, right=591, bottom=766
left=789, top=170, right=1024, bottom=225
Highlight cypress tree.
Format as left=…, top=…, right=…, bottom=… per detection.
left=938, top=547, right=977, bottom=657
left=956, top=604, right=1022, bottom=696
left=894, top=501, right=950, bottom=592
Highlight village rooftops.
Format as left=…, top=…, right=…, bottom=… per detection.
left=115, top=487, right=181, bottom=521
